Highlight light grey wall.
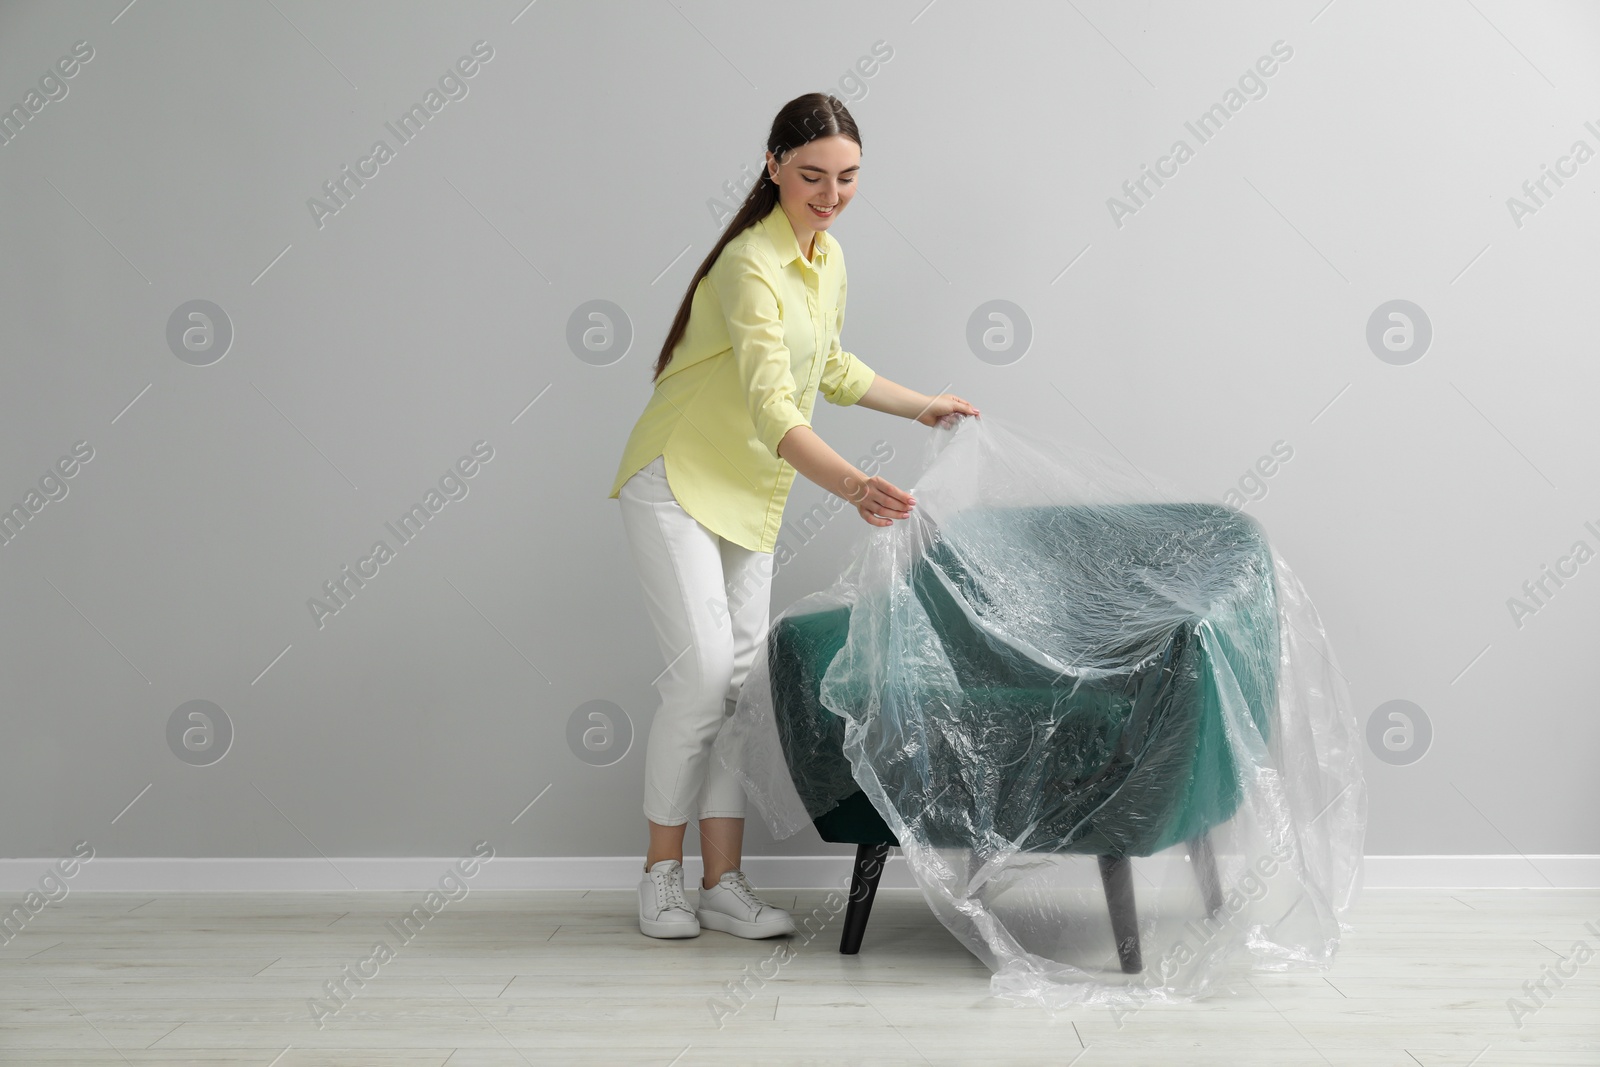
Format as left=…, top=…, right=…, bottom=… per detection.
left=1, top=0, right=1594, bottom=867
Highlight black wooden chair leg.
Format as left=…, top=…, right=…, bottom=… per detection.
left=840, top=843, right=889, bottom=955
left=1098, top=854, right=1143, bottom=974
left=1187, top=831, right=1225, bottom=917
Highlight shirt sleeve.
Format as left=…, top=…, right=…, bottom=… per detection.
left=708, top=240, right=812, bottom=460
left=818, top=268, right=876, bottom=407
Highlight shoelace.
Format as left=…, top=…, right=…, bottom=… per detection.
left=717, top=870, right=768, bottom=915
left=652, top=866, right=690, bottom=913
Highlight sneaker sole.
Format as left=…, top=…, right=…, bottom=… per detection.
left=696, top=909, right=795, bottom=939
left=640, top=915, right=700, bottom=938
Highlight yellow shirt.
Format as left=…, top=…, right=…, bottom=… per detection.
left=607, top=202, right=877, bottom=553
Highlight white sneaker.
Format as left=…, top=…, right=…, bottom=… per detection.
left=696, top=869, right=796, bottom=939
left=639, top=859, right=699, bottom=939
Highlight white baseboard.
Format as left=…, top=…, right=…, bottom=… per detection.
left=0, top=854, right=1596, bottom=893
left=1360, top=854, right=1600, bottom=888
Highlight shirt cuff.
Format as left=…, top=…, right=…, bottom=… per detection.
left=756, top=400, right=812, bottom=460
left=823, top=353, right=876, bottom=407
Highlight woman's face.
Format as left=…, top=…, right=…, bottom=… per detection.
left=766, top=134, right=859, bottom=253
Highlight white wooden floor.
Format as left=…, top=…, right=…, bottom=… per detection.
left=0, top=885, right=1595, bottom=1065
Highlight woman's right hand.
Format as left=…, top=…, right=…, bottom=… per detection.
left=845, top=473, right=916, bottom=529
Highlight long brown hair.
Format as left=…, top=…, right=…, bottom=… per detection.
left=650, top=93, right=861, bottom=383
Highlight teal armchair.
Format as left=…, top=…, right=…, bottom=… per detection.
left=766, top=503, right=1280, bottom=972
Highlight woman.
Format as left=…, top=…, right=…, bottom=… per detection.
left=608, top=92, right=980, bottom=940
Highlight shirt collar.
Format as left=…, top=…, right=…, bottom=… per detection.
left=760, top=202, right=829, bottom=270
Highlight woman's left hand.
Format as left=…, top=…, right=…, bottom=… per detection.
left=916, top=393, right=981, bottom=428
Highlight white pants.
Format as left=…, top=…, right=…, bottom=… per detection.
left=617, top=454, right=775, bottom=827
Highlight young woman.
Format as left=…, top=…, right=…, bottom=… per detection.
left=608, top=92, right=980, bottom=940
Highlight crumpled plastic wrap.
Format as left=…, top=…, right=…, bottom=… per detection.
left=713, top=413, right=1366, bottom=1008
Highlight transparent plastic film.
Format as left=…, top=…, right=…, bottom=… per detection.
left=714, top=414, right=1366, bottom=1007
